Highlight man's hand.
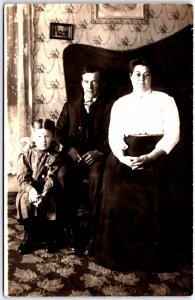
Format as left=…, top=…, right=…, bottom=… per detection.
left=82, top=150, right=102, bottom=166
left=67, top=147, right=82, bottom=162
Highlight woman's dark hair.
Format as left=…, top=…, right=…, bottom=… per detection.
left=128, top=57, right=153, bottom=74
left=32, top=119, right=55, bottom=134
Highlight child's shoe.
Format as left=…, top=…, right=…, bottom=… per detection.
left=45, top=240, right=59, bottom=253
left=45, top=220, right=59, bottom=253
left=17, top=232, right=34, bottom=255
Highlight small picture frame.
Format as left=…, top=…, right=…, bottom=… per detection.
left=50, top=22, right=73, bottom=40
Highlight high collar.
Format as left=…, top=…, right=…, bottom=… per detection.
left=132, top=88, right=152, bottom=98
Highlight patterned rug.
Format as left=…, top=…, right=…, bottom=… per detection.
left=5, top=192, right=193, bottom=296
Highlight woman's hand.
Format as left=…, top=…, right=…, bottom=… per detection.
left=131, top=148, right=166, bottom=170
left=130, top=155, right=150, bottom=170
left=115, top=149, right=138, bottom=168
left=117, top=155, right=139, bottom=168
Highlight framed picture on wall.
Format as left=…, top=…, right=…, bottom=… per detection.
left=50, top=22, right=74, bottom=40
left=91, top=3, right=148, bottom=24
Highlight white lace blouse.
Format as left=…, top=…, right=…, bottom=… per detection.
left=109, top=89, right=180, bottom=155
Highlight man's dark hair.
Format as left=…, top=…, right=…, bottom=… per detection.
left=81, top=65, right=103, bottom=80
left=32, top=119, right=55, bottom=134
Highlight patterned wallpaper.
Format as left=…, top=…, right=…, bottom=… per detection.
left=32, top=3, right=192, bottom=121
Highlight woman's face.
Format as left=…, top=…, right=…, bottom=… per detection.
left=130, top=64, right=151, bottom=93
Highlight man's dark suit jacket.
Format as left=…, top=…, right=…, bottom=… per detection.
left=55, top=91, right=114, bottom=158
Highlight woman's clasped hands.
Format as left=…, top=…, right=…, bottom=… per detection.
left=118, top=155, right=144, bottom=170
left=117, top=148, right=165, bottom=170
left=117, top=151, right=155, bottom=170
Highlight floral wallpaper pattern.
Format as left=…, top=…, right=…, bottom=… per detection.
left=32, top=3, right=192, bottom=121
left=5, top=3, right=192, bottom=175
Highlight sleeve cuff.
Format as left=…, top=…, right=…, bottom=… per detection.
left=25, top=183, right=34, bottom=193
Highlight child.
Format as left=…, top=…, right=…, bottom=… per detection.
left=16, top=119, right=64, bottom=254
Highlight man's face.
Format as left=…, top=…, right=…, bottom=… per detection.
left=81, top=72, right=101, bottom=99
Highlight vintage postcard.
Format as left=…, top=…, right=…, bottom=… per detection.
left=4, top=3, right=193, bottom=297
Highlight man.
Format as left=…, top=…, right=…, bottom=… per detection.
left=55, top=65, right=114, bottom=255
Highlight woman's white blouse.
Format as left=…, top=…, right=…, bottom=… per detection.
left=109, top=89, right=180, bottom=155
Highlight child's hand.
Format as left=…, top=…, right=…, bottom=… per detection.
left=29, top=188, right=38, bottom=203
left=33, top=195, right=43, bottom=208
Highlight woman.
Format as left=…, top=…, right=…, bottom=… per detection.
left=94, top=58, right=180, bottom=271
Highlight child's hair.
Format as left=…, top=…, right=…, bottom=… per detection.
left=32, top=119, right=55, bottom=134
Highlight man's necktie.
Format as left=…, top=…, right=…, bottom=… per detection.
left=84, top=98, right=93, bottom=113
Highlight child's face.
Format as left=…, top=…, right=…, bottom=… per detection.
left=33, top=129, right=53, bottom=150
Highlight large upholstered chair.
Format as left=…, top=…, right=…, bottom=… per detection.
left=63, top=25, right=192, bottom=158
left=63, top=25, right=193, bottom=265
left=63, top=24, right=192, bottom=194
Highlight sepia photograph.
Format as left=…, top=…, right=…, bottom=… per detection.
left=4, top=3, right=193, bottom=297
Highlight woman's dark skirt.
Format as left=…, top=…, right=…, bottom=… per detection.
left=94, top=137, right=165, bottom=271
